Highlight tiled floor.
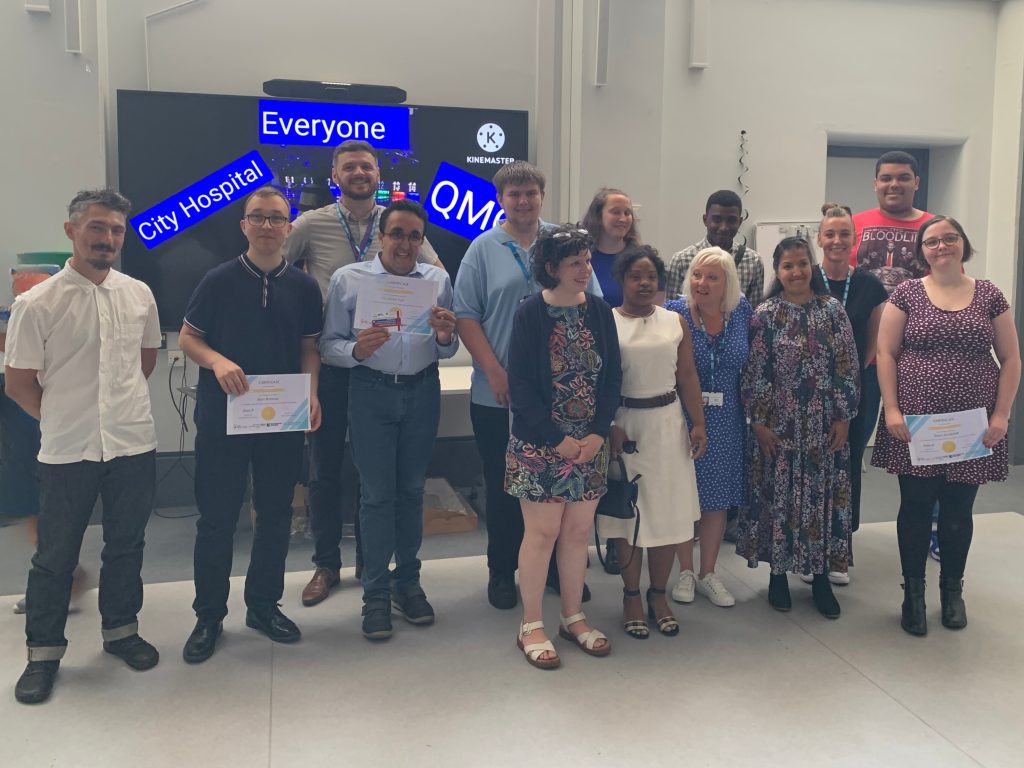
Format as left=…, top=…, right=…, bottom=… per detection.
left=2, top=512, right=1022, bottom=767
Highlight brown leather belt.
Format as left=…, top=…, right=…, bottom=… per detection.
left=620, top=390, right=677, bottom=409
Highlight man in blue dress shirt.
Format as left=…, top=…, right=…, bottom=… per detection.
left=320, top=199, right=458, bottom=640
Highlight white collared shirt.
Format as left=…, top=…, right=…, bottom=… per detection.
left=5, top=264, right=161, bottom=464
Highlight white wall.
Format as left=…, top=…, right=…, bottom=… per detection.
left=4, top=0, right=1024, bottom=455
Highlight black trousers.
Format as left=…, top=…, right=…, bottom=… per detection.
left=192, top=430, right=304, bottom=623
left=896, top=474, right=978, bottom=582
left=470, top=402, right=524, bottom=578
left=307, top=363, right=361, bottom=571
left=26, top=451, right=155, bottom=661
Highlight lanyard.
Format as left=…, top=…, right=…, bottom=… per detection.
left=335, top=202, right=378, bottom=263
left=820, top=265, right=852, bottom=307
left=695, top=305, right=729, bottom=391
left=502, top=240, right=534, bottom=297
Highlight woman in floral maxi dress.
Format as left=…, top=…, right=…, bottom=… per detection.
left=739, top=237, right=859, bottom=619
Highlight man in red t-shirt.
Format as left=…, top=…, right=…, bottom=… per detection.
left=850, top=150, right=931, bottom=295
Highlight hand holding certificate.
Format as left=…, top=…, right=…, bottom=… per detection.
left=905, top=408, right=993, bottom=467
left=354, top=273, right=439, bottom=335
left=227, top=373, right=311, bottom=435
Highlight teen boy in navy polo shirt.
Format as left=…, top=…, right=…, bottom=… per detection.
left=178, top=186, right=323, bottom=663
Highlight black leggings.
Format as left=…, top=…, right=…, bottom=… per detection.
left=896, top=474, right=978, bottom=582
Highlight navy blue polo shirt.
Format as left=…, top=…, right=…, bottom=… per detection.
left=183, top=253, right=323, bottom=435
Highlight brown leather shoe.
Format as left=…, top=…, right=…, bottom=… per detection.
left=301, top=568, right=340, bottom=606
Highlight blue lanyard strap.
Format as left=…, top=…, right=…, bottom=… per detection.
left=335, top=202, right=378, bottom=263
left=820, top=265, right=852, bottom=307
left=502, top=240, right=534, bottom=293
left=696, top=305, right=729, bottom=391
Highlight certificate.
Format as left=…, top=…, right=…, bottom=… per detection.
left=906, top=408, right=992, bottom=467
left=354, top=273, right=439, bottom=335
left=226, top=373, right=310, bottom=435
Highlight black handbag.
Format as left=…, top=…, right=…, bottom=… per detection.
left=595, top=455, right=641, bottom=569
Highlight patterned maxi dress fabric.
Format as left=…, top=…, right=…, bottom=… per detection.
left=871, top=278, right=1010, bottom=483
left=738, top=295, right=860, bottom=575
left=505, top=302, right=609, bottom=502
left=666, top=296, right=752, bottom=512
left=599, top=306, right=700, bottom=547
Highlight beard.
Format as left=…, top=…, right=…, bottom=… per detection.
left=85, top=248, right=116, bottom=271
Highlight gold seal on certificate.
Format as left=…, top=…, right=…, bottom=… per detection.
left=354, top=273, right=439, bottom=335
left=905, top=407, right=993, bottom=467
left=227, top=373, right=311, bottom=435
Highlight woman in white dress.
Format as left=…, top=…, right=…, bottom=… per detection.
left=605, top=246, right=706, bottom=638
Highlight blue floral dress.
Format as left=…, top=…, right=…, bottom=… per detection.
left=739, top=295, right=860, bottom=575
left=504, top=302, right=609, bottom=502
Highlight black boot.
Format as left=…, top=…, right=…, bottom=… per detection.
left=901, top=577, right=927, bottom=636
left=940, top=577, right=967, bottom=630
left=811, top=574, right=841, bottom=619
left=768, top=573, right=791, bottom=611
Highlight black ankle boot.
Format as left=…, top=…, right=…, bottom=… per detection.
left=811, top=574, right=840, bottom=619
left=901, top=577, right=927, bottom=636
left=768, top=573, right=791, bottom=611
left=939, top=577, right=967, bottom=630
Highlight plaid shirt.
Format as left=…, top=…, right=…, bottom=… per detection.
left=665, top=237, right=765, bottom=307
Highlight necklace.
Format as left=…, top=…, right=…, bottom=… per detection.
left=617, top=306, right=656, bottom=322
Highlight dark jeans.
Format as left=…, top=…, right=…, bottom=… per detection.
left=848, top=364, right=881, bottom=532
left=896, top=474, right=978, bottom=582
left=470, top=402, right=524, bottom=578
left=0, top=376, right=41, bottom=518
left=26, top=451, right=155, bottom=661
left=348, top=365, right=440, bottom=602
left=307, top=363, right=361, bottom=571
left=192, top=430, right=304, bottom=623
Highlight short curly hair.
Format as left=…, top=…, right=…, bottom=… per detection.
left=530, top=223, right=594, bottom=289
left=612, top=244, right=664, bottom=285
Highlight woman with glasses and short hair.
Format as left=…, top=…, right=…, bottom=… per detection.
left=739, top=237, right=859, bottom=619
left=504, top=224, right=621, bottom=669
left=873, top=216, right=1020, bottom=636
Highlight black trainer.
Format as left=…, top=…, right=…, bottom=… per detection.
left=392, top=590, right=435, bottom=625
left=361, top=600, right=393, bottom=640
left=487, top=573, right=517, bottom=610
left=15, top=660, right=59, bottom=705
left=103, top=634, right=160, bottom=670
left=245, top=605, right=301, bottom=644
left=183, top=620, right=223, bottom=664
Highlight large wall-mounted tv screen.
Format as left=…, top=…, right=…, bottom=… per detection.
left=117, top=89, right=529, bottom=330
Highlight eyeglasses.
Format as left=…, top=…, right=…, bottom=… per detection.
left=384, top=230, right=424, bottom=245
left=244, top=213, right=290, bottom=228
left=922, top=233, right=961, bottom=250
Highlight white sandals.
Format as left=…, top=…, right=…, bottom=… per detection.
left=517, top=620, right=560, bottom=670
left=558, top=612, right=611, bottom=657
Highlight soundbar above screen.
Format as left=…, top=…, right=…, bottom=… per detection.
left=116, top=89, right=529, bottom=330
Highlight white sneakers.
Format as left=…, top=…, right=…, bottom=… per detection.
left=696, top=572, right=736, bottom=607
left=672, top=570, right=735, bottom=607
left=671, top=570, right=696, bottom=603
left=800, top=571, right=850, bottom=586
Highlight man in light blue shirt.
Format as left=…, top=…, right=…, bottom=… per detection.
left=453, top=161, right=602, bottom=610
left=320, top=200, right=457, bottom=641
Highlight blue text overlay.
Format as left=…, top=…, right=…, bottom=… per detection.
left=130, top=151, right=273, bottom=249
left=424, top=162, right=505, bottom=241
left=259, top=99, right=410, bottom=150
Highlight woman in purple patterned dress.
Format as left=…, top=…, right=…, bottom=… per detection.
left=873, top=216, right=1020, bottom=636
left=739, top=237, right=860, bottom=619
left=504, top=225, right=621, bottom=669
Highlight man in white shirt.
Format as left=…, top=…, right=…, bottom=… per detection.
left=5, top=189, right=162, bottom=705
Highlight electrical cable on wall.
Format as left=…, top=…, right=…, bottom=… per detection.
left=737, top=129, right=750, bottom=223
left=155, top=356, right=198, bottom=519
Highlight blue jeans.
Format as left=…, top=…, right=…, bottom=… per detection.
left=348, top=365, right=440, bottom=603
left=26, top=451, right=155, bottom=661
left=192, top=430, right=304, bottom=623
left=848, top=364, right=880, bottom=532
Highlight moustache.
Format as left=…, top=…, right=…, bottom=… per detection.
left=91, top=245, right=116, bottom=253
